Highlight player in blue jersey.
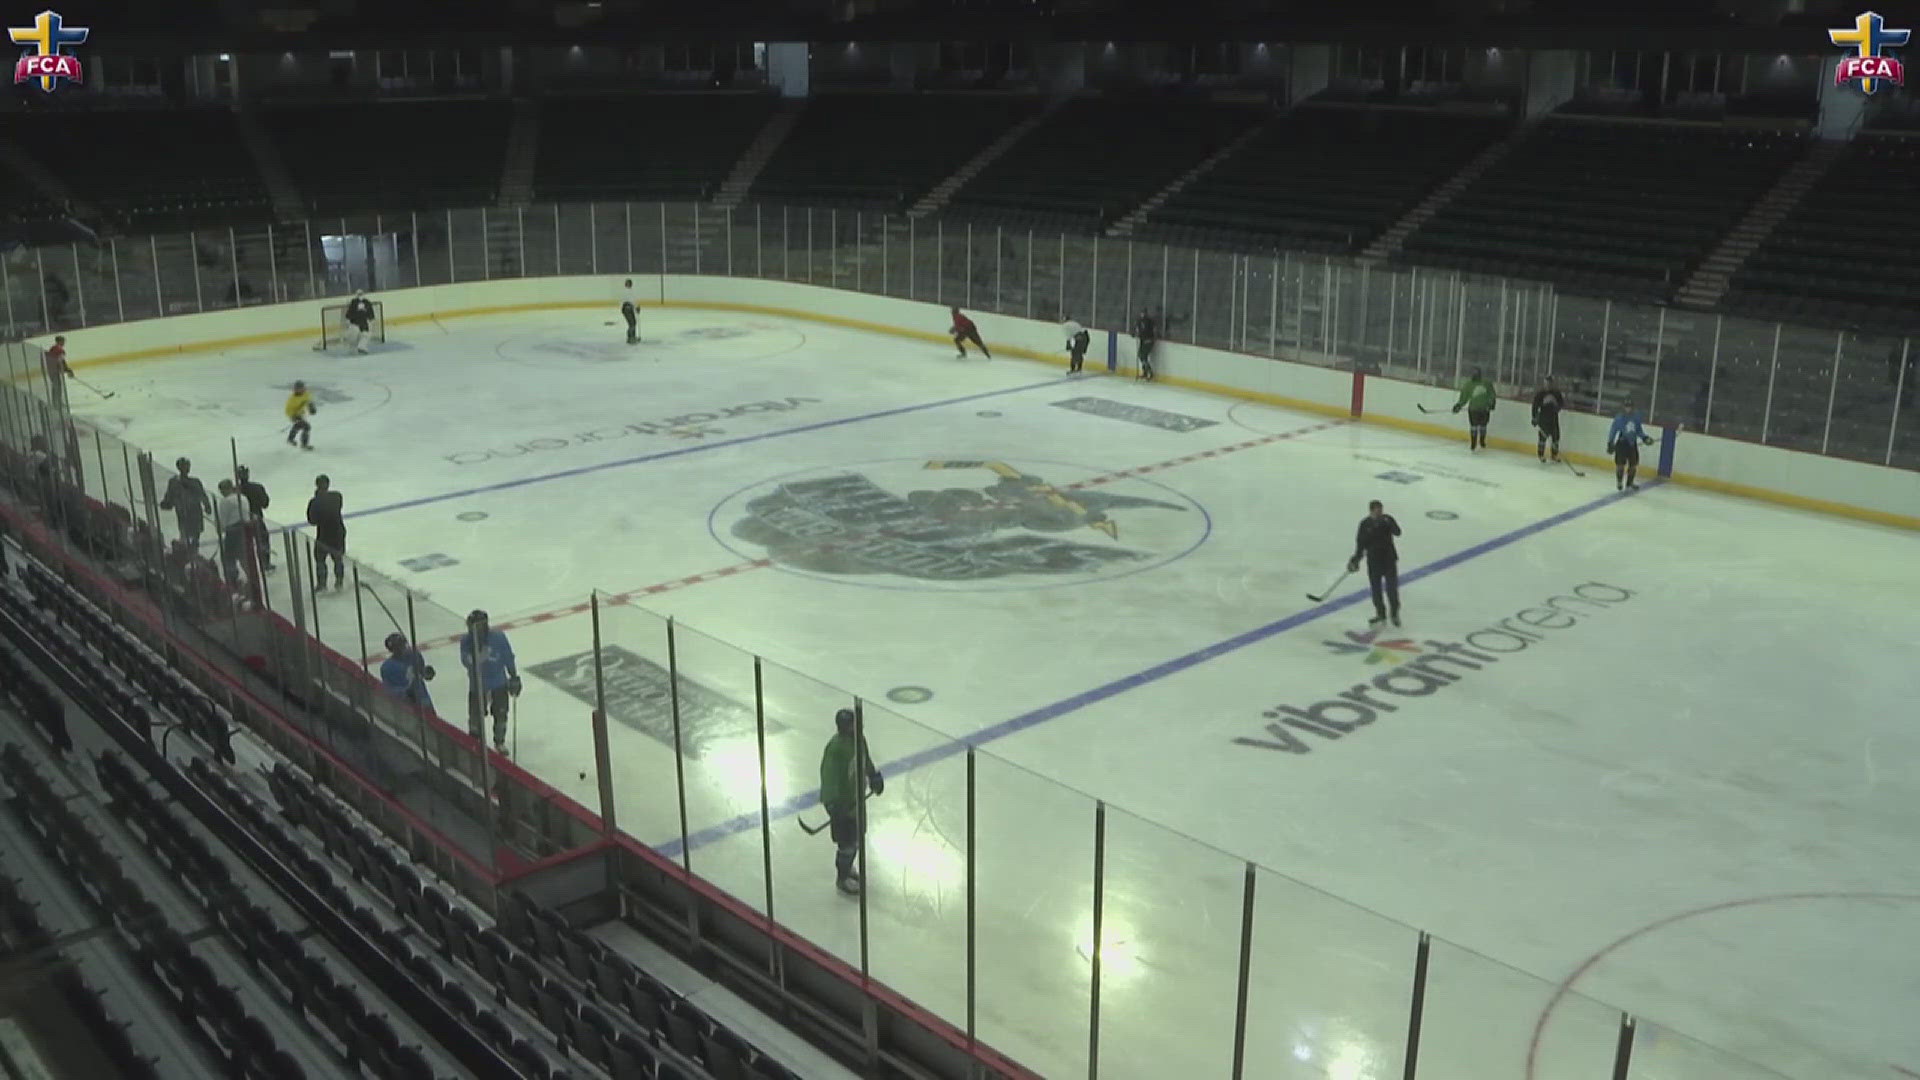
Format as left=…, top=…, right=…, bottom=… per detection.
left=1606, top=399, right=1656, bottom=491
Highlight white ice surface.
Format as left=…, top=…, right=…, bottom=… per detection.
left=65, top=308, right=1920, bottom=1080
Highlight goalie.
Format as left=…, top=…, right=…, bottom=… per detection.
left=340, top=291, right=376, bottom=354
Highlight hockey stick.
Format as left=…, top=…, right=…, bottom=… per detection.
left=1415, top=403, right=1449, bottom=415
left=1559, top=455, right=1586, bottom=479
left=1306, top=568, right=1353, bottom=603
left=73, top=376, right=114, bottom=400
left=510, top=694, right=518, bottom=759
left=797, top=815, right=829, bottom=835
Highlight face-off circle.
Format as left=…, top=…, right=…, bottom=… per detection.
left=709, top=456, right=1212, bottom=593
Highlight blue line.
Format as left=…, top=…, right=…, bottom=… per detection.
left=326, top=377, right=1071, bottom=524
left=657, top=481, right=1659, bottom=859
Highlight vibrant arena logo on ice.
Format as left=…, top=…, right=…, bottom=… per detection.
left=9, top=10, right=87, bottom=91
left=1236, top=583, right=1634, bottom=755
left=1832, top=11, right=1909, bottom=94
left=713, top=458, right=1208, bottom=589
left=444, top=397, right=821, bottom=464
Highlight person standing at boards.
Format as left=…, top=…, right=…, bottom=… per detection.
left=620, top=278, right=640, bottom=345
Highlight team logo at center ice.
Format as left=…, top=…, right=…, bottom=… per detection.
left=714, top=458, right=1207, bottom=589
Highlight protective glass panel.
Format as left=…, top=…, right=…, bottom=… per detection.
left=1649, top=307, right=1715, bottom=432
left=1765, top=323, right=1838, bottom=453
left=106, top=236, right=161, bottom=322
left=971, top=750, right=1095, bottom=1078
left=556, top=201, right=597, bottom=276
left=1549, top=294, right=1609, bottom=415
left=1705, top=316, right=1775, bottom=444
left=1419, top=936, right=1620, bottom=1079
left=1242, top=864, right=1420, bottom=1079
left=1092, top=805, right=1243, bottom=1076
left=444, top=207, right=489, bottom=284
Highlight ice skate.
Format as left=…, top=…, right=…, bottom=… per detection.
left=836, top=874, right=861, bottom=897
left=1390, top=612, right=1401, bottom=628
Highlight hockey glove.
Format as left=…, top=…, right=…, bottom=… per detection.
left=1641, top=435, right=1655, bottom=446
left=422, top=666, right=436, bottom=681
left=1346, top=557, right=1360, bottom=574
left=1452, top=403, right=1463, bottom=414
left=869, top=771, right=885, bottom=797
left=506, top=675, right=523, bottom=696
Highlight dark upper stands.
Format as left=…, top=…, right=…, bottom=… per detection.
left=1722, top=135, right=1920, bottom=330
left=270, top=100, right=511, bottom=214
left=751, top=93, right=1039, bottom=209
left=1399, top=118, right=1806, bottom=300
left=532, top=93, right=775, bottom=202
left=946, top=96, right=1267, bottom=230
left=0, top=166, right=82, bottom=245
left=6, top=108, right=271, bottom=233
left=1139, top=106, right=1510, bottom=254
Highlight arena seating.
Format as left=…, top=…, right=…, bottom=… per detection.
left=1138, top=106, right=1510, bottom=254
left=3, top=546, right=805, bottom=1080
left=1398, top=118, right=1806, bottom=300
left=1720, top=134, right=1920, bottom=331
left=944, top=96, right=1268, bottom=231
left=533, top=93, right=777, bottom=203
left=268, top=101, right=511, bottom=214
left=750, top=93, right=1041, bottom=209
left=0, top=167, right=83, bottom=245
left=5, top=108, right=272, bottom=233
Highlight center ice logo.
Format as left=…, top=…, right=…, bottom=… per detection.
left=1237, top=583, right=1635, bottom=757
left=717, top=458, right=1206, bottom=588
left=1832, top=11, right=1910, bottom=94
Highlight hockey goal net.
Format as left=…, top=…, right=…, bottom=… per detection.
left=318, top=300, right=386, bottom=349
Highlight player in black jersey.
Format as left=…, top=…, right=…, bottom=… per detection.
left=1347, top=499, right=1403, bottom=627
left=1531, top=376, right=1565, bottom=463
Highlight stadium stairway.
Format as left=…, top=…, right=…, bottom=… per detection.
left=235, top=106, right=304, bottom=223
left=1105, top=110, right=1279, bottom=238
left=1361, top=120, right=1531, bottom=262
left=907, top=97, right=1067, bottom=220
left=498, top=98, right=540, bottom=209
left=1675, top=137, right=1843, bottom=310
left=713, top=98, right=807, bottom=210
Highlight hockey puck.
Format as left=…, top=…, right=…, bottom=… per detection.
left=1426, top=510, right=1459, bottom=521
left=976, top=411, right=1002, bottom=418
left=457, top=511, right=489, bottom=522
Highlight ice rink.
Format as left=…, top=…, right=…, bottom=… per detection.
left=65, top=307, right=1920, bottom=1080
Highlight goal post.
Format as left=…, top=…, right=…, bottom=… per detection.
left=318, top=300, right=386, bottom=350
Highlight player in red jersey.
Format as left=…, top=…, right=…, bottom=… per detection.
left=42, top=335, right=73, bottom=407
left=950, top=308, right=991, bottom=360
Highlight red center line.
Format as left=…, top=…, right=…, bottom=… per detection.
left=362, top=418, right=1343, bottom=661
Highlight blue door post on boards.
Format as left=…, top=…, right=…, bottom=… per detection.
left=1107, top=330, right=1118, bottom=372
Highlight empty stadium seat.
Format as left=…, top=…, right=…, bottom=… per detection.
left=6, top=107, right=272, bottom=232
left=533, top=93, right=777, bottom=203
left=751, top=93, right=1040, bottom=209
left=268, top=101, right=510, bottom=214
left=1400, top=118, right=1805, bottom=301
left=1143, top=106, right=1510, bottom=254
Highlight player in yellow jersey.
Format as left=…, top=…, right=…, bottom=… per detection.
left=284, top=381, right=316, bottom=450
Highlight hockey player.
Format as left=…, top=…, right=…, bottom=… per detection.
left=1531, top=376, right=1566, bottom=463
left=42, top=335, right=73, bottom=410
left=285, top=381, right=315, bottom=450
left=950, top=308, right=990, bottom=359
left=342, top=292, right=376, bottom=354
left=1607, top=398, right=1656, bottom=491
left=1062, top=315, right=1090, bottom=375
left=819, top=707, right=884, bottom=897
left=379, top=632, right=436, bottom=715
left=620, top=278, right=639, bottom=345
left=212, top=479, right=252, bottom=587
left=1347, top=499, right=1403, bottom=628
left=1133, top=310, right=1159, bottom=381
left=1451, top=368, right=1495, bottom=451
left=459, top=610, right=521, bottom=752
left=306, top=474, right=346, bottom=590
left=159, top=457, right=211, bottom=552
left=234, top=465, right=273, bottom=572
